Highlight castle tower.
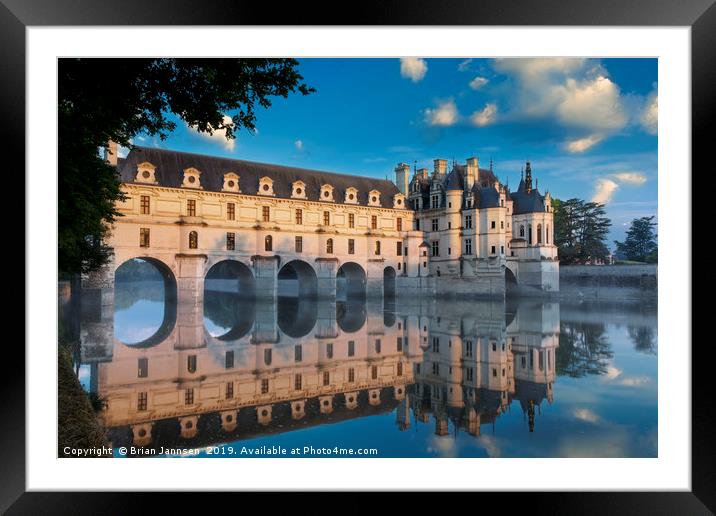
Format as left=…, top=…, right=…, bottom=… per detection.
left=394, top=163, right=410, bottom=196
left=525, top=161, right=533, bottom=193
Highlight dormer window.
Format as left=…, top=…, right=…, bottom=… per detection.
left=291, top=180, right=307, bottom=199
left=223, top=172, right=240, bottom=193
left=258, top=176, right=275, bottom=196
left=135, top=162, right=158, bottom=184
left=182, top=167, right=202, bottom=189
left=345, top=187, right=359, bottom=204
left=393, top=194, right=406, bottom=209
left=368, top=189, right=381, bottom=207
left=320, top=184, right=335, bottom=202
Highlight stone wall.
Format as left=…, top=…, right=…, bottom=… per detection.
left=559, top=264, right=657, bottom=300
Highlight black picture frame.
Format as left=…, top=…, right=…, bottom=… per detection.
left=5, top=0, right=707, bottom=512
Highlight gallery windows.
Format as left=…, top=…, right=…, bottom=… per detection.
left=227, top=202, right=235, bottom=221
left=261, top=378, right=269, bottom=394
left=225, top=350, right=234, bottom=369
left=140, top=195, right=150, bottom=214
left=137, top=358, right=148, bottom=378
left=397, top=217, right=402, bottom=231
left=262, top=206, right=270, bottom=222
left=323, top=371, right=330, bottom=386
left=465, top=239, right=472, bottom=255
left=465, top=215, right=472, bottom=229
left=295, top=236, right=303, bottom=253
left=187, top=355, right=197, bottom=373
left=295, top=208, right=303, bottom=225
left=294, top=345, right=302, bottom=362
left=137, top=392, right=148, bottom=411
left=520, top=225, right=525, bottom=237
left=348, top=213, right=355, bottom=228
left=185, top=388, right=194, bottom=405
left=323, top=211, right=330, bottom=226
left=226, top=382, right=234, bottom=399
left=226, top=232, right=235, bottom=251
left=371, top=215, right=378, bottom=230
left=537, top=224, right=543, bottom=244
left=374, top=240, right=381, bottom=255
left=396, top=241, right=403, bottom=256
left=294, top=374, right=302, bottom=390
left=326, top=238, right=334, bottom=254
left=432, top=218, right=438, bottom=231
left=139, top=228, right=150, bottom=248
left=264, top=235, right=273, bottom=251
left=188, top=231, right=198, bottom=249
left=431, top=241, right=439, bottom=257
left=348, top=239, right=355, bottom=254
left=187, top=199, right=196, bottom=217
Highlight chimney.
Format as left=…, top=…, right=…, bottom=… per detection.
left=105, top=140, right=118, bottom=166
left=465, top=157, right=479, bottom=190
left=418, top=167, right=429, bottom=179
left=433, top=159, right=447, bottom=176
left=394, top=163, right=410, bottom=196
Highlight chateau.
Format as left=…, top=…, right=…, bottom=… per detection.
left=86, top=143, right=558, bottom=306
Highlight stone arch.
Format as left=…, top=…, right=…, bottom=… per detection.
left=504, top=265, right=518, bottom=294
left=337, top=262, right=367, bottom=300
left=278, top=259, right=318, bottom=298
left=383, top=266, right=396, bottom=298
left=337, top=297, right=367, bottom=333
left=203, top=260, right=256, bottom=340
left=277, top=296, right=318, bottom=338
left=114, top=256, right=177, bottom=348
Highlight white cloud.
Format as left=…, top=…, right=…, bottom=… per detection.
left=457, top=59, right=473, bottom=72
left=424, top=99, right=459, bottom=126
left=604, top=366, right=622, bottom=380
left=493, top=57, right=588, bottom=80
left=618, top=376, right=652, bottom=387
left=573, top=408, right=602, bottom=424
left=640, top=90, right=658, bottom=134
left=294, top=139, right=304, bottom=151
left=565, top=134, right=604, bottom=153
left=190, top=114, right=236, bottom=151
left=592, top=178, right=619, bottom=204
left=400, top=57, right=428, bottom=82
left=612, top=172, right=647, bottom=186
left=469, top=76, right=489, bottom=90
left=556, top=76, right=628, bottom=132
left=470, top=102, right=498, bottom=127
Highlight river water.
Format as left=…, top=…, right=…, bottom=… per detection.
left=66, top=274, right=657, bottom=458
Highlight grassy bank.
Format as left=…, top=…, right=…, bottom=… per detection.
left=58, top=344, right=111, bottom=456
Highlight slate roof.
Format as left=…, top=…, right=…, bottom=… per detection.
left=118, top=146, right=402, bottom=208
left=510, top=189, right=547, bottom=215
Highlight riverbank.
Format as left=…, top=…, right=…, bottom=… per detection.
left=558, top=264, right=657, bottom=301
left=58, top=344, right=111, bottom=457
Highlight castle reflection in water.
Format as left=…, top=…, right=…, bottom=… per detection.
left=73, top=278, right=564, bottom=456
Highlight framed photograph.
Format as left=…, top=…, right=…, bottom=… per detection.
left=7, top=0, right=707, bottom=512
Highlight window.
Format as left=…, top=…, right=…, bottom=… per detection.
left=226, top=382, right=234, bottom=399
left=465, top=239, right=472, bottom=255
left=348, top=368, right=355, bottom=382
left=139, top=228, right=150, bottom=248
left=261, top=379, right=269, bottom=394
left=501, top=245, right=504, bottom=254
left=187, top=355, right=197, bottom=373
left=226, top=232, right=235, bottom=250
left=374, top=241, right=381, bottom=255
left=528, top=225, right=533, bottom=244
left=432, top=218, right=439, bottom=231
left=465, top=340, right=473, bottom=357
left=537, top=224, right=543, bottom=244
left=375, top=339, right=381, bottom=353
left=491, top=245, right=496, bottom=254
left=397, top=241, right=403, bottom=256
left=138, top=392, right=148, bottom=411
left=371, top=215, right=378, bottom=229
left=264, top=348, right=272, bottom=366
left=397, top=218, right=403, bottom=231
left=295, top=208, right=302, bottom=225
left=501, top=220, right=504, bottom=229
left=264, top=235, right=272, bottom=251
left=227, top=202, right=235, bottom=220
left=137, top=358, right=148, bottom=378
left=432, top=362, right=440, bottom=375
left=397, top=337, right=403, bottom=351
left=140, top=195, right=150, bottom=214
left=294, top=374, right=302, bottom=390
left=397, top=362, right=403, bottom=376
left=415, top=219, right=420, bottom=230
left=262, top=206, right=270, bottom=222
left=187, top=199, right=196, bottom=217
left=448, top=222, right=451, bottom=229
left=431, top=241, right=439, bottom=257
left=295, top=345, right=302, bottom=362
left=546, top=225, right=550, bottom=244
left=492, top=368, right=497, bottom=378
left=520, top=225, right=525, bottom=237
left=326, top=238, right=333, bottom=254
left=492, top=342, right=497, bottom=352
left=372, top=365, right=378, bottom=379
left=189, top=231, right=198, bottom=249
left=323, top=211, right=330, bottom=226
left=348, top=213, right=355, bottom=228
left=326, top=343, right=333, bottom=359
left=448, top=247, right=451, bottom=255
left=491, top=220, right=496, bottom=229
left=431, top=195, right=439, bottom=209
left=348, top=341, right=355, bottom=357
left=466, top=367, right=473, bottom=381
left=295, top=236, right=303, bottom=253
left=185, top=388, right=194, bottom=405
left=348, top=239, right=355, bottom=254
left=323, top=371, right=330, bottom=386
left=225, top=351, right=234, bottom=369
left=465, top=215, right=472, bottom=229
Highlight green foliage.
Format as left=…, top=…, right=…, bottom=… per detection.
left=556, top=321, right=613, bottom=377
left=614, top=216, right=658, bottom=263
left=552, top=198, right=612, bottom=265
left=59, top=58, right=315, bottom=274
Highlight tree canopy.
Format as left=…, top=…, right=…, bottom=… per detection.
left=59, top=58, right=315, bottom=274
left=552, top=198, right=612, bottom=265
left=614, top=216, right=658, bottom=263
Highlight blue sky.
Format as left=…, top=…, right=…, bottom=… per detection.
left=130, top=58, right=657, bottom=245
